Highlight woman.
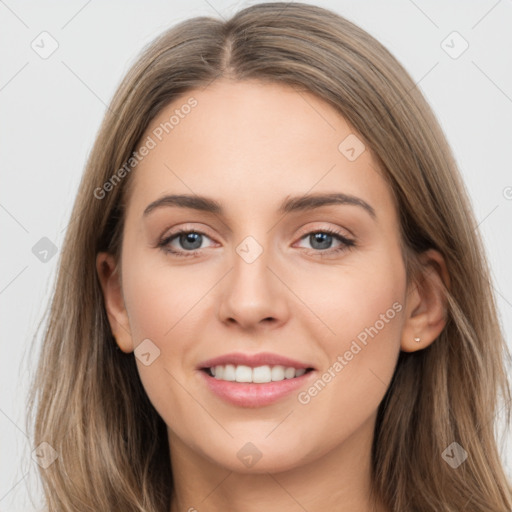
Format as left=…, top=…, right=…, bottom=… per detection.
left=27, top=2, right=512, bottom=511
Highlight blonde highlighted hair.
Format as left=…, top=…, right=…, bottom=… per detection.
left=27, top=2, right=512, bottom=510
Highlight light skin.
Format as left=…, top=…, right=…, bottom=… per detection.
left=96, top=79, right=448, bottom=512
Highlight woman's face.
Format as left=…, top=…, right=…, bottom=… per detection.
left=104, top=79, right=409, bottom=473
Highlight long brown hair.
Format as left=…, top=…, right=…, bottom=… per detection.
left=26, top=2, right=512, bottom=510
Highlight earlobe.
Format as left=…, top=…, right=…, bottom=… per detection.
left=400, top=249, right=449, bottom=353
left=95, top=252, right=134, bottom=353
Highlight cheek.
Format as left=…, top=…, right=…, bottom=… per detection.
left=120, top=249, right=222, bottom=404
left=330, top=263, right=404, bottom=351
left=297, top=244, right=405, bottom=349
left=296, top=247, right=405, bottom=422
left=122, top=249, right=213, bottom=343
left=120, top=252, right=213, bottom=422
left=297, top=247, right=404, bottom=385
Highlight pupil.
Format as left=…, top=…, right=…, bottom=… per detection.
left=311, top=232, right=332, bottom=250
left=181, top=232, right=202, bottom=250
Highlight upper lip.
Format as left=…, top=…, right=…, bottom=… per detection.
left=198, top=352, right=315, bottom=370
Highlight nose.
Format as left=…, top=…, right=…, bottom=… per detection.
left=217, top=241, right=290, bottom=331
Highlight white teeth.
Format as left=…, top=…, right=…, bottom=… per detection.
left=210, top=364, right=309, bottom=383
left=223, top=364, right=236, bottom=381
left=235, top=365, right=252, bottom=383
left=271, top=365, right=285, bottom=381
left=253, top=365, right=272, bottom=383
left=284, top=367, right=295, bottom=379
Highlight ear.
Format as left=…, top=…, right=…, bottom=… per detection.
left=96, top=252, right=134, bottom=353
left=401, top=248, right=450, bottom=353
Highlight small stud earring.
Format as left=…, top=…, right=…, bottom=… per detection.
left=414, top=336, right=421, bottom=343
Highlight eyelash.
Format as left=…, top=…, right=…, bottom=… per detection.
left=157, top=227, right=356, bottom=258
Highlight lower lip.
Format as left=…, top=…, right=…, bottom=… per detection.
left=199, top=369, right=316, bottom=408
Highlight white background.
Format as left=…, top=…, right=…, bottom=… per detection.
left=1, top=0, right=511, bottom=510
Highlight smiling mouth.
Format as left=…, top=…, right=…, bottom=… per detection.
left=201, top=364, right=315, bottom=383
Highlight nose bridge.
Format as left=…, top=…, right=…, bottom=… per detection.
left=218, top=231, right=289, bottom=328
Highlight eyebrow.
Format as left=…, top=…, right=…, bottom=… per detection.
left=143, top=192, right=376, bottom=219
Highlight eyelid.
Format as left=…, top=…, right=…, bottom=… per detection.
left=295, top=222, right=354, bottom=239
left=293, top=226, right=355, bottom=253
left=159, top=222, right=353, bottom=244
left=159, top=223, right=217, bottom=241
left=158, top=226, right=218, bottom=249
left=157, top=222, right=356, bottom=258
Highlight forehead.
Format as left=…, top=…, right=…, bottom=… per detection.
left=125, top=79, right=394, bottom=222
